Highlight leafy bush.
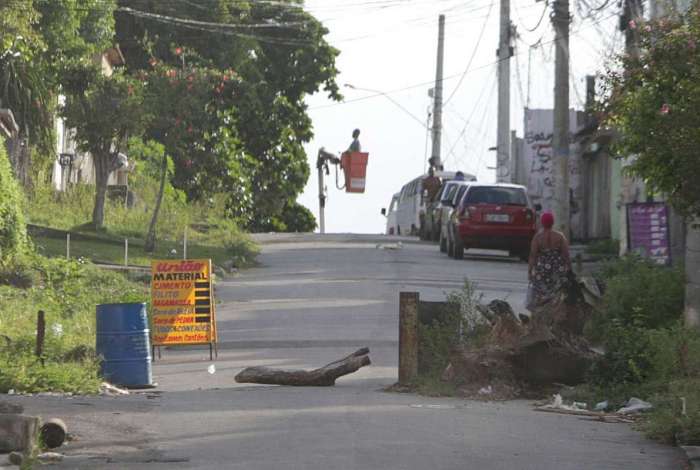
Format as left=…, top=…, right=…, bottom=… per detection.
left=579, top=255, right=700, bottom=446
left=418, top=280, right=488, bottom=378
left=589, top=255, right=684, bottom=338
left=586, top=256, right=685, bottom=393
left=0, top=136, right=29, bottom=259
left=584, top=239, right=620, bottom=257
left=279, top=202, right=317, bottom=233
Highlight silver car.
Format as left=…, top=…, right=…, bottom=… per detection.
left=437, top=181, right=471, bottom=253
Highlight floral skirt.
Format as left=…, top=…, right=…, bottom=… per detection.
left=530, top=249, right=568, bottom=307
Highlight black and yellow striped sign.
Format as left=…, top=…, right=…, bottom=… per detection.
left=151, top=259, right=217, bottom=346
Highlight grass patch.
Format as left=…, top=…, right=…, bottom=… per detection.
left=30, top=226, right=257, bottom=268
left=25, top=183, right=258, bottom=268
left=0, top=254, right=149, bottom=394
left=409, top=376, right=459, bottom=397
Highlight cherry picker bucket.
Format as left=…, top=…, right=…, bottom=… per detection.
left=340, top=152, right=369, bottom=193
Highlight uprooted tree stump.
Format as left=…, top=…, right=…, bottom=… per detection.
left=446, top=276, right=602, bottom=397
left=235, top=348, right=371, bottom=386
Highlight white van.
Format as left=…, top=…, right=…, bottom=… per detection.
left=384, top=171, right=475, bottom=236
left=382, top=193, right=400, bottom=235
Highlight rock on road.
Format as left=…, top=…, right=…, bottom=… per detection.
left=4, top=234, right=684, bottom=469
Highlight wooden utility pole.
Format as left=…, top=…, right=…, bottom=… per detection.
left=398, top=292, right=419, bottom=385
left=496, top=0, right=512, bottom=182
left=551, top=0, right=570, bottom=236
left=430, top=15, right=445, bottom=170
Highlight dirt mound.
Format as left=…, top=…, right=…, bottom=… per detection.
left=445, top=276, right=601, bottom=399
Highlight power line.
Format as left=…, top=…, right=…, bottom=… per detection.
left=311, top=11, right=618, bottom=112
left=442, top=67, right=497, bottom=167
left=442, top=0, right=495, bottom=107
left=516, top=0, right=550, bottom=33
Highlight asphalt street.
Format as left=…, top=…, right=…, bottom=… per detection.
left=4, top=235, right=684, bottom=469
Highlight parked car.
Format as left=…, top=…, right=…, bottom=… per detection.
left=445, top=183, right=540, bottom=260
left=437, top=181, right=471, bottom=253
left=422, top=171, right=477, bottom=242
left=381, top=193, right=400, bottom=235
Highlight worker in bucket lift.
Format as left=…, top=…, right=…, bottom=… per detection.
left=347, top=128, right=361, bottom=153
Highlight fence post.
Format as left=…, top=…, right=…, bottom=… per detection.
left=66, top=233, right=70, bottom=259
left=36, top=310, right=45, bottom=366
left=124, top=238, right=129, bottom=267
left=183, top=226, right=188, bottom=260
left=399, top=291, right=419, bottom=385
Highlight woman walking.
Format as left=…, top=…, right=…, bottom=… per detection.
left=527, top=212, right=572, bottom=308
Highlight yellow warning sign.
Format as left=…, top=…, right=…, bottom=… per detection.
left=151, top=259, right=217, bottom=346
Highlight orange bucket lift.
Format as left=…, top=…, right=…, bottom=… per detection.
left=316, top=148, right=369, bottom=233
left=340, top=151, right=369, bottom=193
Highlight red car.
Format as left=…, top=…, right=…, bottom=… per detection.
left=446, top=183, right=540, bottom=260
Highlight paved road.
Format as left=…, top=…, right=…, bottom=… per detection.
left=5, top=235, right=683, bottom=469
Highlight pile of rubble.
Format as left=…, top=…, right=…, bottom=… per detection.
left=442, top=276, right=603, bottom=399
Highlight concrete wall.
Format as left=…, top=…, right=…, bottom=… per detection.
left=52, top=95, right=123, bottom=191
left=581, top=151, right=612, bottom=239
left=522, top=108, right=586, bottom=240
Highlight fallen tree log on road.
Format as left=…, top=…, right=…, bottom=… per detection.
left=235, top=348, right=371, bottom=386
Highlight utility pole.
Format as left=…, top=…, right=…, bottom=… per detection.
left=316, top=148, right=340, bottom=234
left=617, top=0, right=644, bottom=252
left=623, top=0, right=643, bottom=57
left=496, top=0, right=512, bottom=183
left=430, top=15, right=445, bottom=171
left=551, top=0, right=570, bottom=236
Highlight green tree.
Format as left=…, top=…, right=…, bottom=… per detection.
left=115, top=0, right=340, bottom=230
left=602, top=10, right=700, bottom=327
left=279, top=201, right=317, bottom=233
left=0, top=0, right=116, bottom=181
left=61, top=70, right=148, bottom=229
left=0, top=136, right=28, bottom=259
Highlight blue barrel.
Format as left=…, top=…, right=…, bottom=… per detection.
left=96, top=303, right=152, bottom=387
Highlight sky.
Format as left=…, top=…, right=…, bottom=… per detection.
left=298, top=0, right=622, bottom=234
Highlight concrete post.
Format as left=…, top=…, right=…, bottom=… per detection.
left=430, top=15, right=445, bottom=170
left=399, top=292, right=419, bottom=384
left=552, top=0, right=571, bottom=238
left=496, top=0, right=511, bottom=182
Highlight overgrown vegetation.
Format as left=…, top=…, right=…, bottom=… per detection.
left=577, top=255, right=700, bottom=445
left=0, top=137, right=29, bottom=259
left=25, top=143, right=259, bottom=268
left=416, top=280, right=489, bottom=393
left=0, top=254, right=149, bottom=394
left=584, top=239, right=620, bottom=258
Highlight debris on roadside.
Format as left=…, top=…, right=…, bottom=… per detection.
left=533, top=395, right=640, bottom=424
left=540, top=394, right=587, bottom=412
left=375, top=242, right=403, bottom=250
left=617, top=397, right=653, bottom=414
left=99, top=382, right=129, bottom=396
left=40, top=419, right=68, bottom=449
left=8, top=451, right=23, bottom=466
left=37, top=451, right=64, bottom=463
left=443, top=274, right=603, bottom=400
left=594, top=400, right=609, bottom=412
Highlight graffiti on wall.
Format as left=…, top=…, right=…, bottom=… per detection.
left=523, top=109, right=583, bottom=238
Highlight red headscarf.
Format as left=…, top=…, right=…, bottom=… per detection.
left=541, top=212, right=554, bottom=229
